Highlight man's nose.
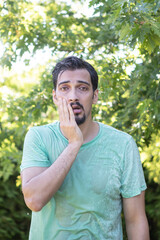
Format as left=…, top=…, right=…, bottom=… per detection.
left=68, top=89, right=79, bottom=102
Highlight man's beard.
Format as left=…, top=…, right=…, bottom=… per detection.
left=75, top=114, right=86, bottom=125
left=70, top=102, right=86, bottom=125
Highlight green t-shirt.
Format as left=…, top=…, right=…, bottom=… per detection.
left=21, top=121, right=147, bottom=240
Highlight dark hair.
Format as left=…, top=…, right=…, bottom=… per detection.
left=52, top=56, right=98, bottom=91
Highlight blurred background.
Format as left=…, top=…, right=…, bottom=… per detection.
left=0, top=0, right=160, bottom=239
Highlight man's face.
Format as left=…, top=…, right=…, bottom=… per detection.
left=53, top=69, right=98, bottom=125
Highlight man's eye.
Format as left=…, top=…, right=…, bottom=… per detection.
left=60, top=86, right=68, bottom=91
left=79, top=86, right=88, bottom=91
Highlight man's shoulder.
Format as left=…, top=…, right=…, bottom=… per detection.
left=97, top=122, right=136, bottom=158
left=98, top=122, right=132, bottom=142
left=27, top=121, right=60, bottom=137
left=31, top=121, right=59, bottom=131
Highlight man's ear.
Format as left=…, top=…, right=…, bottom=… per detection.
left=93, top=89, right=98, bottom=104
left=52, top=89, right=58, bottom=106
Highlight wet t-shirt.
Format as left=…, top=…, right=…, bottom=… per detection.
left=21, top=121, right=147, bottom=240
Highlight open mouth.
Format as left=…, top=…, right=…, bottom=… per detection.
left=70, top=102, right=84, bottom=115
left=71, top=104, right=82, bottom=114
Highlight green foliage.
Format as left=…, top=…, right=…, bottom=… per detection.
left=0, top=176, right=30, bottom=239
left=144, top=175, right=160, bottom=239
left=0, top=0, right=160, bottom=238
left=0, top=65, right=56, bottom=238
left=89, top=0, right=160, bottom=53
left=0, top=0, right=87, bottom=67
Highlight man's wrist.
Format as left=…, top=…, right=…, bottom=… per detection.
left=68, top=141, right=82, bottom=151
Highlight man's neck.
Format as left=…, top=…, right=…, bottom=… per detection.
left=79, top=119, right=99, bottom=144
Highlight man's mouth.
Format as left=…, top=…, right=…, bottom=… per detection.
left=70, top=102, right=84, bottom=114
left=71, top=105, right=82, bottom=114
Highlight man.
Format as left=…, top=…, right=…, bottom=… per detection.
left=21, top=56, right=150, bottom=240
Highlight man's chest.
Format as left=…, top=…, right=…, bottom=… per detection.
left=55, top=147, right=122, bottom=206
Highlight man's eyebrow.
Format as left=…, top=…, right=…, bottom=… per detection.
left=58, top=81, right=70, bottom=86
left=58, top=80, right=91, bottom=86
left=77, top=80, right=91, bottom=86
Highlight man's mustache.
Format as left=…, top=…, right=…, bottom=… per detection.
left=70, top=102, right=84, bottom=111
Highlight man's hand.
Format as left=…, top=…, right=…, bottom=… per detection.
left=57, top=98, right=83, bottom=146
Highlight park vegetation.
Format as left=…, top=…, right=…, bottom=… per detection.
left=0, top=0, right=160, bottom=239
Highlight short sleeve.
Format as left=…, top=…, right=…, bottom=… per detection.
left=120, top=137, right=147, bottom=198
left=20, top=128, right=51, bottom=172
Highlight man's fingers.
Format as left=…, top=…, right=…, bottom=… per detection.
left=68, top=103, right=76, bottom=123
left=57, top=97, right=77, bottom=125
left=57, top=98, right=71, bottom=123
left=62, top=98, right=70, bottom=122
left=57, top=98, right=64, bottom=122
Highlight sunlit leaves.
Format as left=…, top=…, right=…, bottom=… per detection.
left=0, top=0, right=90, bottom=66
left=0, top=139, right=21, bottom=181
left=142, top=132, right=160, bottom=184
left=88, top=0, right=160, bottom=53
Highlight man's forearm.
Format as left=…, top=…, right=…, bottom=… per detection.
left=126, top=216, right=150, bottom=240
left=22, top=142, right=81, bottom=212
